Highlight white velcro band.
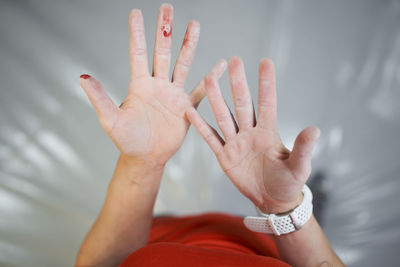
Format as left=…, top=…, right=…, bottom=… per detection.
left=243, top=184, right=313, bottom=236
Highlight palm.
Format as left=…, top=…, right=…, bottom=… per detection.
left=79, top=5, right=226, bottom=166
left=110, top=78, right=190, bottom=162
left=219, top=128, right=303, bottom=208
left=187, top=57, right=320, bottom=212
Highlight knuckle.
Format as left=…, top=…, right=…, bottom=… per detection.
left=182, top=38, right=196, bottom=49
left=216, top=113, right=231, bottom=124
left=177, top=58, right=192, bottom=69
left=131, top=28, right=146, bottom=38
left=204, top=132, right=214, bottom=143
left=173, top=77, right=185, bottom=88
left=232, top=78, right=247, bottom=89
left=132, top=47, right=147, bottom=56
left=155, top=47, right=171, bottom=56
left=131, top=27, right=145, bottom=33
left=259, top=78, right=272, bottom=87
left=234, top=96, right=251, bottom=108
left=205, top=73, right=216, bottom=82
left=258, top=100, right=274, bottom=109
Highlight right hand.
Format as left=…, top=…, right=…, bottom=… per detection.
left=186, top=57, right=320, bottom=213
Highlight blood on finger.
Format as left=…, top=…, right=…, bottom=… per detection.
left=162, top=25, right=171, bottom=37
left=161, top=7, right=172, bottom=37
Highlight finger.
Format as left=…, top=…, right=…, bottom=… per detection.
left=129, top=9, right=150, bottom=79
left=172, top=20, right=200, bottom=87
left=228, top=56, right=255, bottom=129
left=205, top=73, right=238, bottom=141
left=153, top=3, right=173, bottom=79
left=79, top=75, right=118, bottom=133
left=189, top=59, right=227, bottom=109
left=256, top=58, right=277, bottom=130
left=288, top=126, right=321, bottom=183
left=186, top=107, right=224, bottom=155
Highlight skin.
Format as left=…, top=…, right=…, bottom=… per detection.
left=186, top=57, right=345, bottom=266
left=186, top=57, right=319, bottom=214
left=76, top=3, right=345, bottom=267
left=76, top=4, right=225, bottom=266
left=80, top=6, right=225, bottom=168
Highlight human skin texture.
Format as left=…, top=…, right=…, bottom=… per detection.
left=75, top=4, right=226, bottom=266
left=76, top=3, right=345, bottom=267
left=186, top=57, right=345, bottom=267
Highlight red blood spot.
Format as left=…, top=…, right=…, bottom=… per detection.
left=182, top=37, right=189, bottom=46
left=80, top=74, right=91, bottom=79
left=161, top=6, right=172, bottom=37
left=162, top=25, right=171, bottom=37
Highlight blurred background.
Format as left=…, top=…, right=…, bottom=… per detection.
left=1, top=0, right=400, bottom=266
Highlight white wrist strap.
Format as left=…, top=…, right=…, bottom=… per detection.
left=243, top=184, right=313, bottom=236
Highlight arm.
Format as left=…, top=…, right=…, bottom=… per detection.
left=273, top=215, right=341, bottom=267
left=76, top=156, right=164, bottom=266
left=75, top=4, right=226, bottom=266
left=186, top=57, right=345, bottom=267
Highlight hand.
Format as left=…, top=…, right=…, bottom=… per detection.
left=186, top=57, right=320, bottom=213
left=79, top=4, right=226, bottom=168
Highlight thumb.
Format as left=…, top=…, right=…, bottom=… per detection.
left=288, top=126, right=320, bottom=184
left=79, top=74, right=118, bottom=133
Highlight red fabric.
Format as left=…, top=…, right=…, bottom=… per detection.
left=120, top=212, right=290, bottom=267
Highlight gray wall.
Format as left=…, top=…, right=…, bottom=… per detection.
left=1, top=0, right=400, bottom=266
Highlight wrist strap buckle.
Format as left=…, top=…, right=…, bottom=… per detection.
left=243, top=184, right=313, bottom=236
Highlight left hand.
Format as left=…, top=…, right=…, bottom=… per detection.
left=79, top=4, right=226, bottom=168
left=186, top=57, right=320, bottom=213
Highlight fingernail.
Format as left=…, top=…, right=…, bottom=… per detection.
left=80, top=74, right=91, bottom=79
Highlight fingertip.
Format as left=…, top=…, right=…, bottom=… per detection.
left=217, top=59, right=227, bottom=71
left=79, top=74, right=90, bottom=86
left=260, top=57, right=273, bottom=64
left=189, top=20, right=200, bottom=29
left=187, top=20, right=200, bottom=37
left=160, top=3, right=173, bottom=11
left=229, top=56, right=241, bottom=61
left=210, top=59, right=227, bottom=78
left=260, top=59, right=275, bottom=75
left=129, top=8, right=142, bottom=21
left=311, top=126, right=321, bottom=140
left=130, top=8, right=142, bottom=14
left=297, top=126, right=321, bottom=146
left=228, top=56, right=242, bottom=67
left=228, top=57, right=245, bottom=77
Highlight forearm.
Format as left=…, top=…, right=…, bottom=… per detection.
left=273, top=214, right=345, bottom=267
left=76, top=154, right=164, bottom=267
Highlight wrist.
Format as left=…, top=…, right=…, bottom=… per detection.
left=244, top=185, right=313, bottom=236
left=120, top=153, right=167, bottom=170
left=110, top=154, right=165, bottom=189
left=258, top=193, right=304, bottom=215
